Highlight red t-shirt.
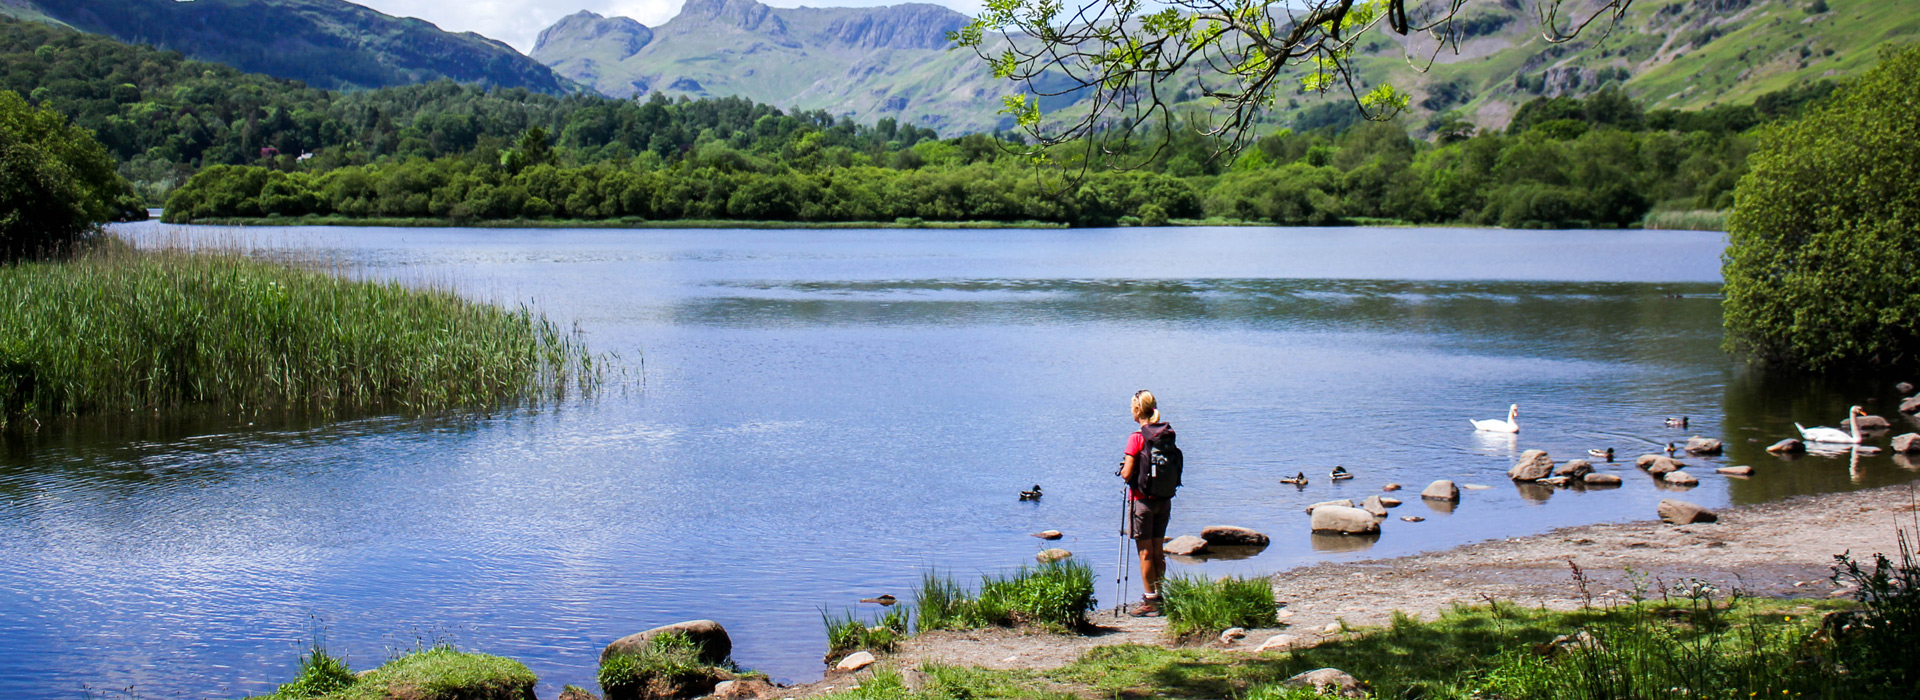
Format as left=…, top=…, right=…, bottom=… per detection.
left=1124, top=432, right=1145, bottom=501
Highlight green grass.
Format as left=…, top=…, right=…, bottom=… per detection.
left=0, top=242, right=599, bottom=424
left=248, top=644, right=535, bottom=700
left=175, top=215, right=1069, bottom=230
left=911, top=561, right=1097, bottom=634
left=598, top=631, right=749, bottom=700
left=252, top=644, right=356, bottom=700
left=1161, top=574, right=1280, bottom=639
left=824, top=606, right=911, bottom=659
left=816, top=662, right=1079, bottom=700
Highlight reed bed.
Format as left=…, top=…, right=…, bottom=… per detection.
left=1639, top=209, right=1728, bottom=231
left=0, top=243, right=599, bottom=423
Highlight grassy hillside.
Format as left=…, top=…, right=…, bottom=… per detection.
left=9, top=0, right=575, bottom=93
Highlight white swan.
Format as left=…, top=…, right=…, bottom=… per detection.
left=1797, top=406, right=1866, bottom=444
left=1471, top=404, right=1520, bottom=433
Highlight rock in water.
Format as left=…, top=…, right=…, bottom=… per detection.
left=1898, top=382, right=1915, bottom=395
left=1036, top=548, right=1071, bottom=563
left=1716, top=466, right=1755, bottom=476
left=1420, top=480, right=1460, bottom=502
left=1767, top=438, right=1806, bottom=454
left=1663, top=471, right=1698, bottom=486
left=1400, top=515, right=1425, bottom=522
left=1310, top=506, right=1381, bottom=535
left=1636, top=454, right=1661, bottom=468
left=836, top=651, right=876, bottom=672
left=1894, top=433, right=1920, bottom=454
left=1684, top=437, right=1724, bottom=455
left=1164, top=535, right=1209, bottom=556
left=1201, top=525, right=1270, bottom=547
left=1854, top=414, right=1892, bottom=430
left=1032, top=530, right=1063, bottom=540
left=1509, top=450, right=1554, bottom=481
left=1360, top=495, right=1389, bottom=517
left=1304, top=499, right=1356, bottom=514
left=1584, top=473, right=1622, bottom=486
left=1658, top=499, right=1717, bottom=525
left=604, top=620, right=732, bottom=665
left=1378, top=497, right=1402, bottom=507
left=1254, top=634, right=1297, bottom=652
left=1283, top=668, right=1365, bottom=698
left=1382, top=483, right=1402, bottom=491
left=1555, top=459, right=1593, bottom=478
left=1901, top=396, right=1920, bottom=414
left=1647, top=457, right=1685, bottom=476
left=1539, top=476, right=1571, bottom=487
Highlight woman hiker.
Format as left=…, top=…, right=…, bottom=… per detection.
left=1120, top=389, right=1177, bottom=617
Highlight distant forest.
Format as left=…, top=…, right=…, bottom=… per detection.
left=2, top=15, right=1841, bottom=229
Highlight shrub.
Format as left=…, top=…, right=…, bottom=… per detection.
left=1161, top=574, right=1279, bottom=638
left=0, top=89, right=140, bottom=259
left=599, top=631, right=742, bottom=700
left=327, top=645, right=535, bottom=700
left=1723, top=45, right=1920, bottom=372
left=1829, top=528, right=1920, bottom=696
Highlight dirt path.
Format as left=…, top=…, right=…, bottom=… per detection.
left=790, top=484, right=1920, bottom=694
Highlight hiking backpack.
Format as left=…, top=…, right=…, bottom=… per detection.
left=1134, top=422, right=1183, bottom=499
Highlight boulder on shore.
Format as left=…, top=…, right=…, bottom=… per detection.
left=1663, top=471, right=1699, bottom=486
left=1509, top=450, right=1554, bottom=481
left=1767, top=438, right=1806, bottom=454
left=603, top=620, right=732, bottom=665
left=1164, top=535, right=1209, bottom=556
left=1305, top=499, right=1356, bottom=514
left=1854, top=414, right=1892, bottom=431
left=1893, top=433, right=1920, bottom=454
left=1647, top=457, right=1685, bottom=476
left=1716, top=466, right=1755, bottom=476
left=1584, top=473, right=1623, bottom=486
left=1201, top=525, right=1270, bottom=547
left=1282, top=668, right=1365, bottom=698
left=835, top=651, right=876, bottom=672
left=1036, top=548, right=1072, bottom=563
left=1658, top=499, right=1717, bottom=525
left=1254, top=634, right=1298, bottom=652
left=1684, top=437, right=1724, bottom=455
left=1420, top=480, right=1460, bottom=502
left=1555, top=459, right=1593, bottom=478
left=1360, top=495, right=1389, bottom=517
left=1310, top=506, right=1381, bottom=535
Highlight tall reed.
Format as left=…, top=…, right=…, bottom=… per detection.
left=0, top=243, right=599, bottom=423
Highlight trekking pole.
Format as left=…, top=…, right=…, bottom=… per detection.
left=1116, top=484, right=1130, bottom=619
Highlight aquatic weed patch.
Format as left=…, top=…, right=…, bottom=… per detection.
left=0, top=245, right=599, bottom=423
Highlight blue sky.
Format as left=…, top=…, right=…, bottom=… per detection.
left=354, top=0, right=985, bottom=54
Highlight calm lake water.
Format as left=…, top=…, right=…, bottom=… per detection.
left=3, top=224, right=1916, bottom=699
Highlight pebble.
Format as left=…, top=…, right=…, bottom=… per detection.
left=1400, top=516, right=1425, bottom=522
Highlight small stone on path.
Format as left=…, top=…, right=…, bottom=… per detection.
left=1255, top=634, right=1298, bottom=652
left=1283, top=668, right=1364, bottom=698
left=1219, top=627, right=1247, bottom=644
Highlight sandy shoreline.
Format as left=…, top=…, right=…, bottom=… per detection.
left=797, top=482, right=1920, bottom=690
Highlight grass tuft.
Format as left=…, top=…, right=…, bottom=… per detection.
left=253, top=643, right=356, bottom=699
left=914, top=561, right=1096, bottom=634
left=598, top=631, right=747, bottom=700
left=318, top=645, right=534, bottom=700
left=823, top=606, right=911, bottom=659
left=0, top=242, right=600, bottom=424
left=1161, top=574, right=1279, bottom=638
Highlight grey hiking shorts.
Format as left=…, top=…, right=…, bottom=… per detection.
left=1130, top=498, right=1171, bottom=541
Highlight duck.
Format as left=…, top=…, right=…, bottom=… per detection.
left=1329, top=466, right=1354, bottom=481
left=1470, top=404, right=1520, bottom=433
left=1279, top=472, right=1309, bottom=486
left=1798, top=406, right=1868, bottom=444
left=1018, top=485, right=1043, bottom=501
left=1664, top=442, right=1678, bottom=456
left=1665, top=416, right=1689, bottom=428
left=1588, top=447, right=1614, bottom=461
left=859, top=594, right=898, bottom=606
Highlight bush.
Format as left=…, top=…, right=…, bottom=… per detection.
left=0, top=89, right=139, bottom=259
left=1161, top=574, right=1279, bottom=638
left=325, top=645, right=535, bottom=700
left=599, top=631, right=746, bottom=700
left=914, top=561, right=1097, bottom=633
left=1829, top=529, right=1920, bottom=696
left=1723, top=45, right=1920, bottom=372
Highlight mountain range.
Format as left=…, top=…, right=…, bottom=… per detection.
left=0, top=0, right=573, bottom=92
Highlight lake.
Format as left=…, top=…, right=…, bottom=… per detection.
left=2, top=224, right=1914, bottom=699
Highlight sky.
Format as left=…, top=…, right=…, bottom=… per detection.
left=353, top=0, right=985, bottom=54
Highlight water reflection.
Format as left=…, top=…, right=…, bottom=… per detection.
left=1310, top=532, right=1381, bottom=553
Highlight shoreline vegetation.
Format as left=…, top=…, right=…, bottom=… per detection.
left=245, top=485, right=1920, bottom=700
left=0, top=240, right=602, bottom=427
left=139, top=212, right=1728, bottom=232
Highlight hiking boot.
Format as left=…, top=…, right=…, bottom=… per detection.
left=1128, top=596, right=1162, bottom=617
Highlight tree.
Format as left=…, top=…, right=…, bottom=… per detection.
left=1722, top=45, right=1920, bottom=372
left=0, top=90, right=137, bottom=260
left=954, top=0, right=1634, bottom=167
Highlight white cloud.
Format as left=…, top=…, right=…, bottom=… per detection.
left=351, top=0, right=983, bottom=54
